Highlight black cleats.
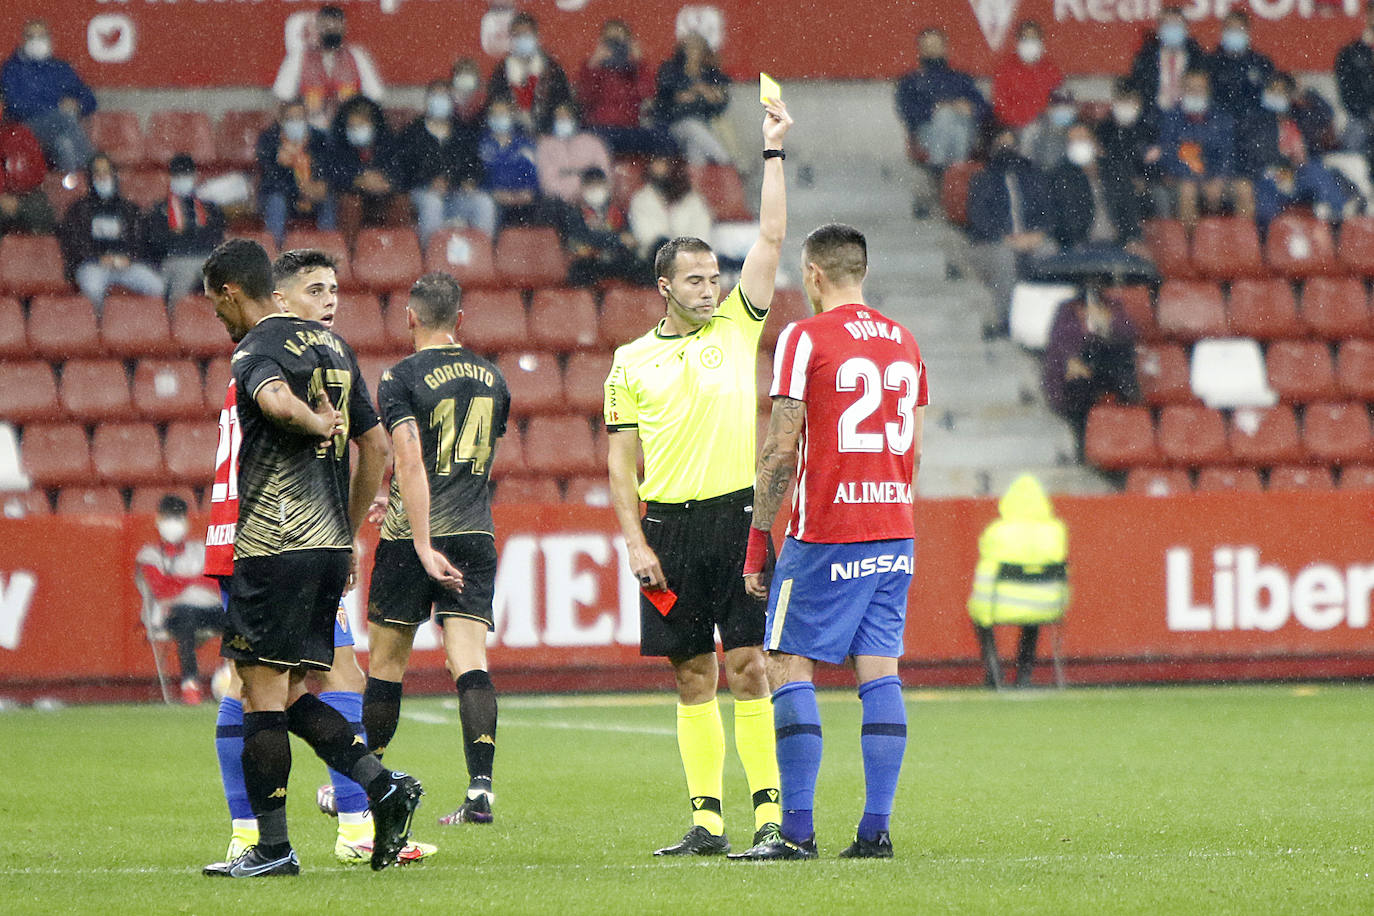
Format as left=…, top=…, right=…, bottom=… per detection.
left=728, top=832, right=817, bottom=861
left=370, top=771, right=424, bottom=871
left=438, top=792, right=493, bottom=825
left=202, top=845, right=300, bottom=877
left=838, top=831, right=894, bottom=859
left=653, top=825, right=730, bottom=856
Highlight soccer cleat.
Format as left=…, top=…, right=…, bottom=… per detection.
left=653, top=825, right=730, bottom=857
left=335, top=836, right=438, bottom=865
left=369, top=771, right=424, bottom=871
left=438, top=791, right=492, bottom=825
left=838, top=831, right=894, bottom=859
left=316, top=783, right=338, bottom=817
left=727, top=832, right=818, bottom=861
left=203, top=845, right=300, bottom=877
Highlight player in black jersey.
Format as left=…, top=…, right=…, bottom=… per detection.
left=361, top=272, right=511, bottom=826
left=198, top=238, right=423, bottom=876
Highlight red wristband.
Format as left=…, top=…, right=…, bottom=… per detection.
left=744, top=527, right=770, bottom=576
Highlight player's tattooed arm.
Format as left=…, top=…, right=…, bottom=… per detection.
left=256, top=379, right=342, bottom=442
left=752, top=396, right=806, bottom=532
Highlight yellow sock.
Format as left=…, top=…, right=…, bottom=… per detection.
left=733, top=696, right=782, bottom=830
left=677, top=699, right=725, bottom=835
left=337, top=811, right=373, bottom=845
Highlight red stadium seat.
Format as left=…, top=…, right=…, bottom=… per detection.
left=1110, top=285, right=1159, bottom=341
left=101, top=294, right=177, bottom=357
left=529, top=288, right=601, bottom=351
left=87, top=111, right=145, bottom=167
left=1265, top=213, right=1337, bottom=278
left=493, top=476, right=562, bottom=504
left=1190, top=217, right=1263, bottom=280
left=498, top=352, right=564, bottom=416
left=524, top=415, right=600, bottom=475
left=762, top=287, right=812, bottom=350
left=689, top=163, right=752, bottom=221
left=171, top=296, right=234, bottom=358
left=1266, top=339, right=1338, bottom=403
left=20, top=424, right=92, bottom=486
left=1226, top=279, right=1300, bottom=339
left=564, top=351, right=612, bottom=414
left=1136, top=343, right=1193, bottom=405
left=1156, top=280, right=1227, bottom=340
left=460, top=290, right=529, bottom=353
left=599, top=286, right=663, bottom=348
left=117, top=168, right=169, bottom=209
left=353, top=228, right=424, bottom=292
left=1268, top=465, right=1334, bottom=491
left=204, top=355, right=233, bottom=400
left=145, top=111, right=217, bottom=167
left=1338, top=216, right=1374, bottom=276
left=0, top=296, right=25, bottom=358
left=1301, top=275, right=1371, bottom=339
left=130, top=485, right=200, bottom=514
left=55, top=486, right=126, bottom=515
left=133, top=359, right=206, bottom=420
left=495, top=227, right=568, bottom=288
left=1143, top=219, right=1194, bottom=280
left=2, top=489, right=52, bottom=517
left=1339, top=465, right=1374, bottom=489
left=215, top=109, right=274, bottom=169
left=0, top=235, right=70, bottom=296
left=163, top=421, right=218, bottom=485
left=564, top=475, right=612, bottom=506
left=28, top=294, right=102, bottom=359
left=41, top=170, right=86, bottom=220
left=1228, top=405, right=1304, bottom=466
left=423, top=228, right=498, bottom=288
left=0, top=361, right=60, bottom=424
left=491, top=427, right=526, bottom=479
left=1084, top=405, right=1158, bottom=470
left=940, top=160, right=981, bottom=227
left=282, top=230, right=352, bottom=287
left=381, top=296, right=413, bottom=349
left=1336, top=339, right=1374, bottom=399
left=232, top=229, right=280, bottom=257
left=1303, top=401, right=1374, bottom=464
left=92, top=423, right=165, bottom=485
left=354, top=354, right=399, bottom=402
left=1196, top=466, right=1263, bottom=492
left=60, top=359, right=135, bottom=421
left=1158, top=404, right=1229, bottom=466
left=1125, top=467, right=1191, bottom=496
left=332, top=293, right=387, bottom=353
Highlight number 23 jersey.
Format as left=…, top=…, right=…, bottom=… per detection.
left=769, top=303, right=928, bottom=544
left=376, top=344, right=510, bottom=541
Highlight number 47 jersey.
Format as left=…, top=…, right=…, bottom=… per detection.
left=769, top=303, right=928, bottom=544
left=376, top=344, right=511, bottom=541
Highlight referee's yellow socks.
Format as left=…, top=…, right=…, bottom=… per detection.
left=733, top=696, right=782, bottom=830
left=677, top=699, right=725, bottom=835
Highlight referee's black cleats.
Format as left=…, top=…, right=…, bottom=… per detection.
left=653, top=825, right=730, bottom=856
left=838, top=831, right=894, bottom=859
left=728, top=831, right=818, bottom=861
left=370, top=771, right=424, bottom=871
left=202, top=845, right=301, bottom=877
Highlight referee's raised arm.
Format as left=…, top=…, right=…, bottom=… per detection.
left=737, top=100, right=793, bottom=313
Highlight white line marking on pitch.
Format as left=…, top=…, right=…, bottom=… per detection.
left=401, top=710, right=674, bottom=736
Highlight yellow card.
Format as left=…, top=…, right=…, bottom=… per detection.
left=759, top=72, right=781, bottom=105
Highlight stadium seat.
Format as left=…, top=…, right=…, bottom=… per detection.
left=60, top=359, right=136, bottom=421
left=0, top=362, right=60, bottom=424
left=1336, top=339, right=1374, bottom=399
left=204, top=355, right=233, bottom=398
left=1268, top=465, right=1334, bottom=491
left=144, top=111, right=217, bottom=167
left=1337, top=216, right=1374, bottom=276
left=1110, top=285, right=1159, bottom=341
left=1265, top=339, right=1338, bottom=403
left=380, top=296, right=413, bottom=349
left=353, top=228, right=424, bottom=292
left=41, top=170, right=86, bottom=220
left=423, top=228, right=498, bottom=288
left=1190, top=338, right=1275, bottom=408
left=494, top=227, right=568, bottom=288
left=171, top=296, right=234, bottom=357
left=234, top=229, right=280, bottom=257
left=132, top=359, right=206, bottom=420
left=0, top=422, right=28, bottom=490
left=282, top=230, right=352, bottom=287
left=689, top=163, right=752, bottom=221
left=1125, top=467, right=1191, bottom=496
left=1196, top=466, right=1263, bottom=492
left=1265, top=213, right=1337, bottom=278
left=92, top=423, right=165, bottom=486
left=460, top=290, right=529, bottom=353
left=163, top=421, right=218, bottom=485
left=20, top=424, right=92, bottom=486
left=1339, top=465, right=1374, bottom=489
left=130, top=485, right=200, bottom=514
left=524, top=415, right=600, bottom=475
left=1303, top=401, right=1374, bottom=464
left=332, top=293, right=387, bottom=353
left=564, top=475, right=612, bottom=506
left=215, top=109, right=274, bottom=169
left=1084, top=405, right=1158, bottom=470
left=762, top=287, right=812, bottom=349
left=1143, top=219, right=1194, bottom=280
left=87, top=111, right=145, bottom=168
left=940, top=160, right=981, bottom=227
left=493, top=476, right=561, bottom=504
left=564, top=351, right=613, bottom=414
left=611, top=157, right=645, bottom=210
left=354, top=354, right=399, bottom=401
left=600, top=286, right=664, bottom=348
left=117, top=167, right=170, bottom=209
left=0, top=296, right=25, bottom=359
left=28, top=294, right=102, bottom=359
left=1158, top=404, right=1229, bottom=466
left=757, top=352, right=775, bottom=407
left=1157, top=280, right=1227, bottom=340
left=1300, top=275, right=1371, bottom=339
left=487, top=426, right=525, bottom=479
left=529, top=288, right=601, bottom=351
left=1190, top=217, right=1263, bottom=280
left=1136, top=343, right=1193, bottom=405
left=498, top=352, right=564, bottom=416
left=101, top=294, right=177, bottom=357
left=2, top=489, right=51, bottom=517
left=1227, top=278, right=1301, bottom=339
left=0, top=235, right=70, bottom=296
left=55, top=486, right=126, bottom=515
left=1228, top=405, right=1304, bottom=466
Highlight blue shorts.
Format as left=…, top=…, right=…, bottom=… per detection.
left=764, top=537, right=913, bottom=665
left=220, top=581, right=353, bottom=649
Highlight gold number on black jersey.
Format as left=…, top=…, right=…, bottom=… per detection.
left=309, top=367, right=353, bottom=455
left=430, top=396, right=494, bottom=475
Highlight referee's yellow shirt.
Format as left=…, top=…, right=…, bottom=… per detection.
left=604, top=286, right=767, bottom=503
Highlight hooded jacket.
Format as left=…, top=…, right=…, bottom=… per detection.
left=968, top=475, right=1069, bottom=627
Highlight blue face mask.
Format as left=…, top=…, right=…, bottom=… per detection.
left=1049, top=106, right=1075, bottom=128
left=488, top=114, right=512, bottom=134
left=1262, top=92, right=1289, bottom=114
left=511, top=34, right=538, bottom=58
left=1220, top=28, right=1249, bottom=54
left=1159, top=22, right=1186, bottom=48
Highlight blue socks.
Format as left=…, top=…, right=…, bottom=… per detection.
left=214, top=696, right=253, bottom=820
left=857, top=675, right=907, bottom=840
left=771, top=680, right=822, bottom=842
left=319, top=691, right=369, bottom=816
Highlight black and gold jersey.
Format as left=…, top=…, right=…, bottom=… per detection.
left=377, top=344, right=510, bottom=541
left=231, top=314, right=380, bottom=558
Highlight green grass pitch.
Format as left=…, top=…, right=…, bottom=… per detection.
left=2, top=684, right=1370, bottom=914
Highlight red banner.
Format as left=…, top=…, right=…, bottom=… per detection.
left=0, top=1, right=1363, bottom=88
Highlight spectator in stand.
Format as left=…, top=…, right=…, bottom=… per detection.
left=144, top=154, right=225, bottom=304
left=1097, top=79, right=1165, bottom=216
left=1206, top=10, right=1274, bottom=120
left=1042, top=288, right=1139, bottom=459
left=1288, top=76, right=1338, bottom=157
left=1021, top=87, right=1078, bottom=172
left=0, top=87, right=54, bottom=236
left=991, top=21, right=1063, bottom=130
left=0, top=19, right=95, bottom=173
left=451, top=57, right=488, bottom=129
left=135, top=494, right=223, bottom=705
left=536, top=102, right=612, bottom=206
left=1049, top=124, right=1148, bottom=254
left=578, top=19, right=663, bottom=155
left=627, top=153, right=712, bottom=260
left=563, top=166, right=647, bottom=287
left=256, top=99, right=337, bottom=247
left=1337, top=3, right=1374, bottom=153
left=654, top=32, right=732, bottom=165
left=59, top=152, right=165, bottom=312
left=1127, top=6, right=1206, bottom=119
left=392, top=80, right=496, bottom=245
left=966, top=127, right=1056, bottom=339
left=272, top=4, right=385, bottom=131
left=328, top=96, right=405, bottom=247
left=1157, top=69, right=1253, bottom=229
left=480, top=95, right=560, bottom=230
left=488, top=12, right=573, bottom=136
left=1253, top=158, right=1356, bottom=229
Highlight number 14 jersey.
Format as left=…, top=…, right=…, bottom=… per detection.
left=769, top=303, right=928, bottom=544
left=376, top=344, right=510, bottom=541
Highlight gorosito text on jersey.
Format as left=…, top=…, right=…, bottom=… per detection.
left=830, top=551, right=914, bottom=581
left=833, top=481, right=914, bottom=505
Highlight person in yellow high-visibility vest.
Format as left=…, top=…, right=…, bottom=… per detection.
left=967, top=474, right=1068, bottom=688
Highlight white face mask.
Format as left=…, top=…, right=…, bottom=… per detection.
left=93, top=177, right=116, bottom=199
left=157, top=517, right=189, bottom=544
left=24, top=37, right=51, bottom=61
left=583, top=186, right=610, bottom=208
left=346, top=123, right=374, bottom=148
left=1181, top=94, right=1208, bottom=115
left=552, top=118, right=576, bottom=139
left=282, top=119, right=308, bottom=143
left=169, top=175, right=196, bottom=197
left=1113, top=102, right=1141, bottom=126
left=511, top=34, right=538, bottom=58
left=453, top=73, right=479, bottom=96
left=426, top=94, right=453, bottom=120
left=488, top=114, right=512, bottom=134
left=1017, top=38, right=1043, bottom=64
left=1066, top=140, right=1096, bottom=167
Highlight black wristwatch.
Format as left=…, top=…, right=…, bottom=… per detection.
left=762, top=149, right=785, bottom=160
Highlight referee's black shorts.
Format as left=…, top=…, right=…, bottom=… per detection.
left=222, top=548, right=350, bottom=670
left=638, top=487, right=768, bottom=660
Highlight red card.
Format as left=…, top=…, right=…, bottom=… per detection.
left=641, top=586, right=678, bottom=616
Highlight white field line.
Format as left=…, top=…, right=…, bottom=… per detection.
left=401, top=709, right=674, bottom=736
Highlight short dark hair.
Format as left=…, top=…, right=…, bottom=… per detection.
left=581, top=166, right=608, bottom=183
left=202, top=238, right=273, bottom=301
left=654, top=237, right=714, bottom=282
left=803, top=223, right=868, bottom=285
left=409, top=273, right=462, bottom=328
left=1223, top=9, right=1249, bottom=25
left=272, top=248, right=337, bottom=289
left=157, top=494, right=188, bottom=517
left=511, top=11, right=538, bottom=31
left=319, top=5, right=345, bottom=20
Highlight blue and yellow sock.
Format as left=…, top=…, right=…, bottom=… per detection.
left=319, top=691, right=369, bottom=817
left=772, top=681, right=822, bottom=842
left=857, top=675, right=907, bottom=840
left=214, top=696, right=253, bottom=821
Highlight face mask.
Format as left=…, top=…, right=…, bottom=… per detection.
left=1181, top=94, right=1208, bottom=115
left=1262, top=92, right=1289, bottom=114
left=1220, top=28, right=1248, bottom=54
left=552, top=118, right=576, bottom=139
left=346, top=123, right=374, bottom=147
left=453, top=73, right=479, bottom=96
left=1049, top=105, right=1075, bottom=128
left=282, top=119, right=308, bottom=143
left=488, top=114, right=512, bottom=134
left=1066, top=141, right=1096, bottom=167
left=426, top=94, right=453, bottom=120
left=320, top=30, right=344, bottom=50
left=583, top=186, right=610, bottom=208
left=93, top=177, right=116, bottom=199
left=1113, top=102, right=1141, bottom=125
left=511, top=34, right=538, bottom=58
left=24, top=37, right=51, bottom=60
left=1016, top=38, right=1043, bottom=64
left=169, top=175, right=196, bottom=197
left=157, top=517, right=189, bottom=544
left=922, top=53, right=946, bottom=67
left=1159, top=22, right=1186, bottom=48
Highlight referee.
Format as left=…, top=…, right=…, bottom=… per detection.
left=604, top=100, right=793, bottom=857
